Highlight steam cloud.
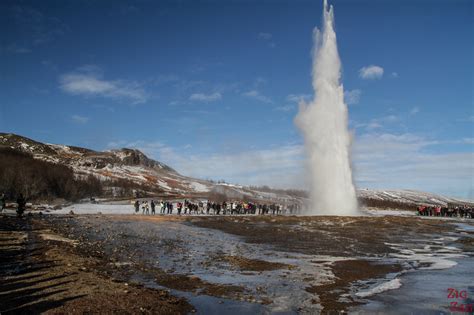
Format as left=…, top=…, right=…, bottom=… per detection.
left=295, top=0, right=358, bottom=215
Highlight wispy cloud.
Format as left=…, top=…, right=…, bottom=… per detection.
left=71, top=115, right=89, bottom=124
left=355, top=115, right=400, bottom=130
left=258, top=32, right=272, bottom=40
left=257, top=32, right=276, bottom=48
left=458, top=115, right=474, bottom=123
left=107, top=140, right=164, bottom=152
left=5, top=44, right=31, bottom=54
left=410, top=106, right=420, bottom=115
left=359, top=65, right=384, bottom=79
left=5, top=5, right=68, bottom=53
left=461, top=138, right=474, bottom=144
left=352, top=132, right=473, bottom=197
left=344, top=89, right=362, bottom=105
left=286, top=94, right=312, bottom=103
left=275, top=105, right=295, bottom=112
left=243, top=90, right=272, bottom=103
left=189, top=92, right=222, bottom=102
left=59, top=66, right=148, bottom=104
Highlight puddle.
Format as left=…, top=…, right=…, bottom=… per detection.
left=352, top=257, right=474, bottom=314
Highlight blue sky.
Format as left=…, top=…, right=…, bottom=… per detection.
left=1, top=0, right=473, bottom=198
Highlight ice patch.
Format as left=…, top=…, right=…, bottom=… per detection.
left=356, top=278, right=402, bottom=298
left=387, top=242, right=466, bottom=270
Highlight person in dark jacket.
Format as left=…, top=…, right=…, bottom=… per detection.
left=0, top=193, right=5, bottom=213
left=151, top=200, right=156, bottom=215
left=16, top=194, right=26, bottom=217
left=134, top=200, right=140, bottom=214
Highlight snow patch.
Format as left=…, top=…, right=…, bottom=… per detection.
left=55, top=203, right=135, bottom=215
left=189, top=182, right=210, bottom=192
left=356, top=278, right=402, bottom=298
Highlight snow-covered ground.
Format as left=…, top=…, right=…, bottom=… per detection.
left=55, top=203, right=135, bottom=215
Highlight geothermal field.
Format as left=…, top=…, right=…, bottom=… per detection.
left=2, top=0, right=472, bottom=314
left=1, top=207, right=473, bottom=314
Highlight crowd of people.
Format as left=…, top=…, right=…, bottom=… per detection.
left=133, top=199, right=302, bottom=216
left=417, top=204, right=473, bottom=218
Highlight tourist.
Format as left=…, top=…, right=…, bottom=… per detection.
left=151, top=200, right=156, bottom=215
left=134, top=200, right=140, bottom=214
left=0, top=193, right=5, bottom=213
left=16, top=193, right=26, bottom=218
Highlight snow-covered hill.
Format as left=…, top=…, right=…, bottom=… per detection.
left=357, top=189, right=472, bottom=207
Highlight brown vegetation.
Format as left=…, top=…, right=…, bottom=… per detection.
left=359, top=197, right=416, bottom=211
left=0, top=147, right=102, bottom=202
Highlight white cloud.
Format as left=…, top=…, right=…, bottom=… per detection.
left=461, top=138, right=474, bottom=144
left=257, top=32, right=275, bottom=48
left=359, top=65, right=384, bottom=79
left=59, top=66, right=148, bottom=104
left=275, top=105, right=295, bottom=112
left=355, top=115, right=399, bottom=130
left=366, top=121, right=382, bottom=130
left=71, top=115, right=89, bottom=124
left=410, top=106, right=420, bottom=115
left=391, top=72, right=399, bottom=78
left=286, top=94, right=312, bottom=103
left=6, top=44, right=31, bottom=54
left=189, top=92, right=222, bottom=102
left=352, top=132, right=473, bottom=197
left=160, top=145, right=305, bottom=189
left=243, top=90, right=272, bottom=103
left=344, top=89, right=362, bottom=105
left=258, top=32, right=272, bottom=40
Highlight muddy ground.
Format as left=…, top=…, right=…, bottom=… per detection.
left=0, top=215, right=192, bottom=314
left=1, top=213, right=472, bottom=314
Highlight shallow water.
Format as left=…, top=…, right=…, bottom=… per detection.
left=352, top=257, right=474, bottom=314
left=352, top=222, right=474, bottom=314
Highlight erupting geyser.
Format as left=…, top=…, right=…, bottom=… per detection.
left=295, top=0, right=358, bottom=215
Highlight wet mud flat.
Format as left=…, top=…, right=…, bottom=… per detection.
left=0, top=215, right=192, bottom=314
left=32, top=213, right=473, bottom=314
left=2, top=213, right=472, bottom=314
left=188, top=215, right=473, bottom=312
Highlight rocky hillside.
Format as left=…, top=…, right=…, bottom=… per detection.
left=0, top=133, right=211, bottom=197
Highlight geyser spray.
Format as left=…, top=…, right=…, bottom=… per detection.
left=295, top=0, right=358, bottom=215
